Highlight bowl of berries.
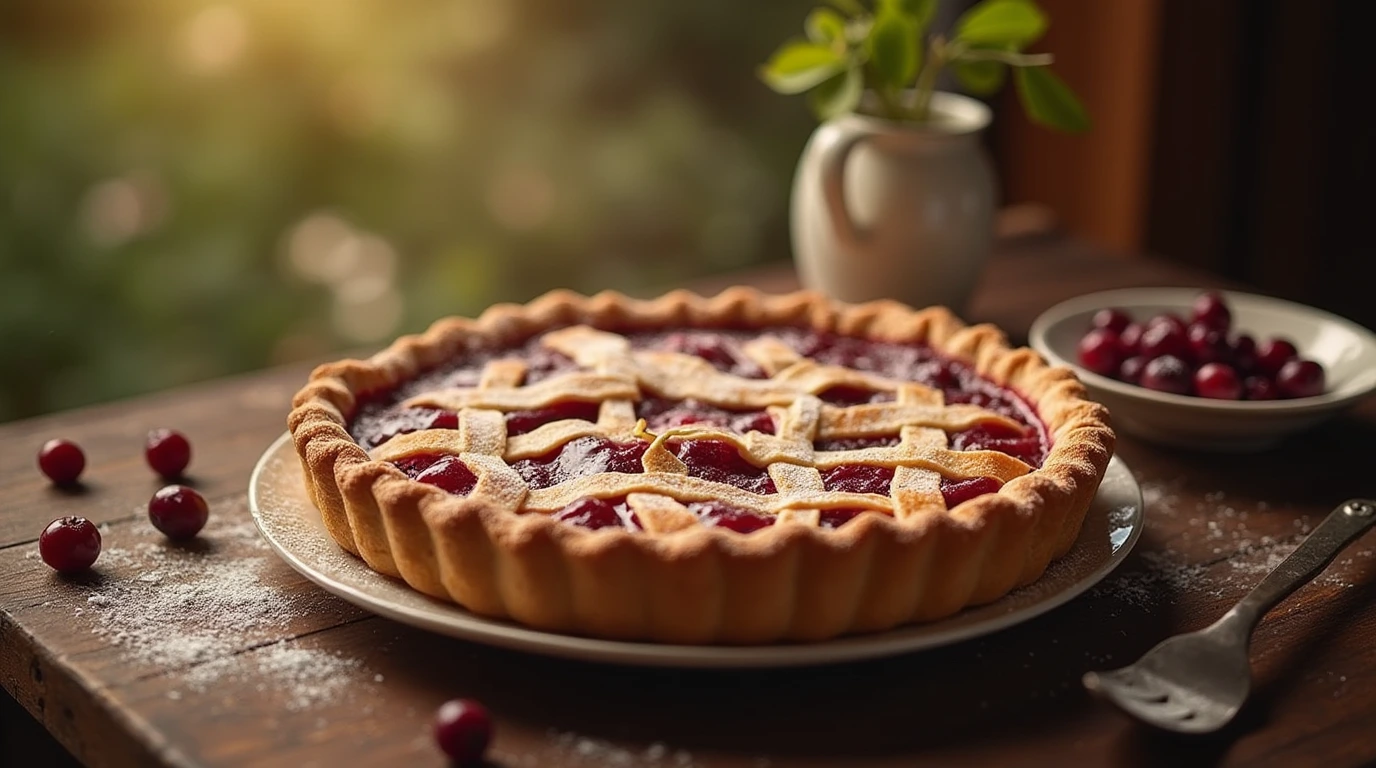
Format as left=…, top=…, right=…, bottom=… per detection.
left=1030, top=288, right=1376, bottom=450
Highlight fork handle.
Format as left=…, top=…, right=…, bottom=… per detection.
left=1222, top=499, right=1376, bottom=633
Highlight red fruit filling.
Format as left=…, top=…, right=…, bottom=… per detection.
left=940, top=476, right=1003, bottom=507
left=552, top=496, right=640, bottom=531
left=505, top=401, right=601, bottom=436
left=414, top=456, right=480, bottom=495
left=636, top=397, right=775, bottom=435
left=359, top=408, right=459, bottom=447
left=655, top=331, right=764, bottom=378
left=674, top=439, right=777, bottom=494
left=822, top=464, right=895, bottom=494
left=351, top=327, right=1053, bottom=531
left=511, top=437, right=648, bottom=490
left=949, top=423, right=1044, bottom=466
left=689, top=501, right=775, bottom=533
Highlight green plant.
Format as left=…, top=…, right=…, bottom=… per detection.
left=760, top=0, right=1089, bottom=132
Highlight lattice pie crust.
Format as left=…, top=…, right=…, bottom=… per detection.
left=288, top=289, right=1114, bottom=643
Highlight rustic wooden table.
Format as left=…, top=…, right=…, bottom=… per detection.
left=4, top=232, right=1376, bottom=768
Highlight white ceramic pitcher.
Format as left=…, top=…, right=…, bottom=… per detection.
left=790, top=91, right=996, bottom=313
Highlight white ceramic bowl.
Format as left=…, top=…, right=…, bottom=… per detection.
left=1029, top=288, right=1376, bottom=450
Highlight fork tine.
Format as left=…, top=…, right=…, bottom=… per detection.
left=1113, top=693, right=1197, bottom=724
left=1086, top=667, right=1167, bottom=702
left=1087, top=668, right=1210, bottom=729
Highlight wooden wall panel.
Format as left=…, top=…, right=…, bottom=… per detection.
left=990, top=0, right=1163, bottom=253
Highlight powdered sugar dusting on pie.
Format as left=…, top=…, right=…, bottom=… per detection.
left=351, top=325, right=1049, bottom=532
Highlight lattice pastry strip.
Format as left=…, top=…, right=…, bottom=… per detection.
left=370, top=323, right=1038, bottom=528
left=889, top=396, right=952, bottom=521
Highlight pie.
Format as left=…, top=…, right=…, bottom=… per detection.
left=288, top=288, right=1114, bottom=643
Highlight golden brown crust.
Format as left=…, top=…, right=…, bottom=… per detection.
left=287, top=288, right=1115, bottom=643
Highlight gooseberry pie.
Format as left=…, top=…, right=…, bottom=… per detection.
left=288, top=289, right=1114, bottom=643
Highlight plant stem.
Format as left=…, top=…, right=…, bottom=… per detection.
left=873, top=83, right=903, bottom=121
left=911, top=35, right=946, bottom=122
left=958, top=49, right=1054, bottom=66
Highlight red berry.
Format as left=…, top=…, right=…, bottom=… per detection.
left=1118, top=323, right=1145, bottom=356
left=1231, top=334, right=1258, bottom=373
left=1256, top=338, right=1298, bottom=376
left=1276, top=359, right=1325, bottom=399
left=1077, top=328, right=1123, bottom=376
left=148, top=485, right=210, bottom=540
left=39, top=517, right=101, bottom=573
left=1244, top=375, right=1279, bottom=401
left=38, top=439, right=86, bottom=486
left=414, top=456, right=479, bottom=496
left=1191, top=291, right=1232, bottom=331
left=1140, top=355, right=1193, bottom=395
left=145, top=429, right=192, bottom=480
left=1091, top=308, right=1133, bottom=334
left=1194, top=363, right=1242, bottom=400
left=1146, top=313, right=1187, bottom=334
left=1118, top=356, right=1148, bottom=385
left=1139, top=323, right=1190, bottom=360
left=1186, top=323, right=1229, bottom=365
left=434, top=699, right=492, bottom=764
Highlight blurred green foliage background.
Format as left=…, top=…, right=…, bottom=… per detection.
left=0, top=0, right=830, bottom=422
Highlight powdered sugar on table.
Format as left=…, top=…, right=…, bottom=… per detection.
left=73, top=498, right=376, bottom=711
left=1092, top=477, right=1372, bottom=610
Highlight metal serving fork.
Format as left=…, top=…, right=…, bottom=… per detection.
left=1083, top=498, right=1376, bottom=733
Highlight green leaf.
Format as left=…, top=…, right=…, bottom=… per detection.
left=867, top=10, right=920, bottom=89
left=1014, top=66, right=1090, bottom=133
left=805, top=8, right=847, bottom=45
left=882, top=0, right=937, bottom=30
left=825, top=0, right=865, bottom=17
left=955, top=59, right=1007, bottom=95
left=759, top=41, right=848, bottom=94
left=954, top=43, right=1013, bottom=95
left=808, top=66, right=864, bottom=120
left=955, top=0, right=1048, bottom=47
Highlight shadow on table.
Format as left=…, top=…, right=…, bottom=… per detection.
left=379, top=526, right=1202, bottom=762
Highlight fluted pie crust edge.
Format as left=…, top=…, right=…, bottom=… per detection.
left=286, top=288, right=1115, bottom=644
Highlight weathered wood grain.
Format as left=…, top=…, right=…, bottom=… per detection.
left=2, top=236, right=1375, bottom=767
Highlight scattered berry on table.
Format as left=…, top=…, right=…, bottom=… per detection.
left=145, top=429, right=192, bottom=479
left=434, top=698, right=492, bottom=764
left=148, top=485, right=210, bottom=540
left=38, top=439, right=86, bottom=486
left=39, top=517, right=101, bottom=573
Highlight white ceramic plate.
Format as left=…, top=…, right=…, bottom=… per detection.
left=249, top=433, right=1142, bottom=668
left=1030, top=288, right=1376, bottom=450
